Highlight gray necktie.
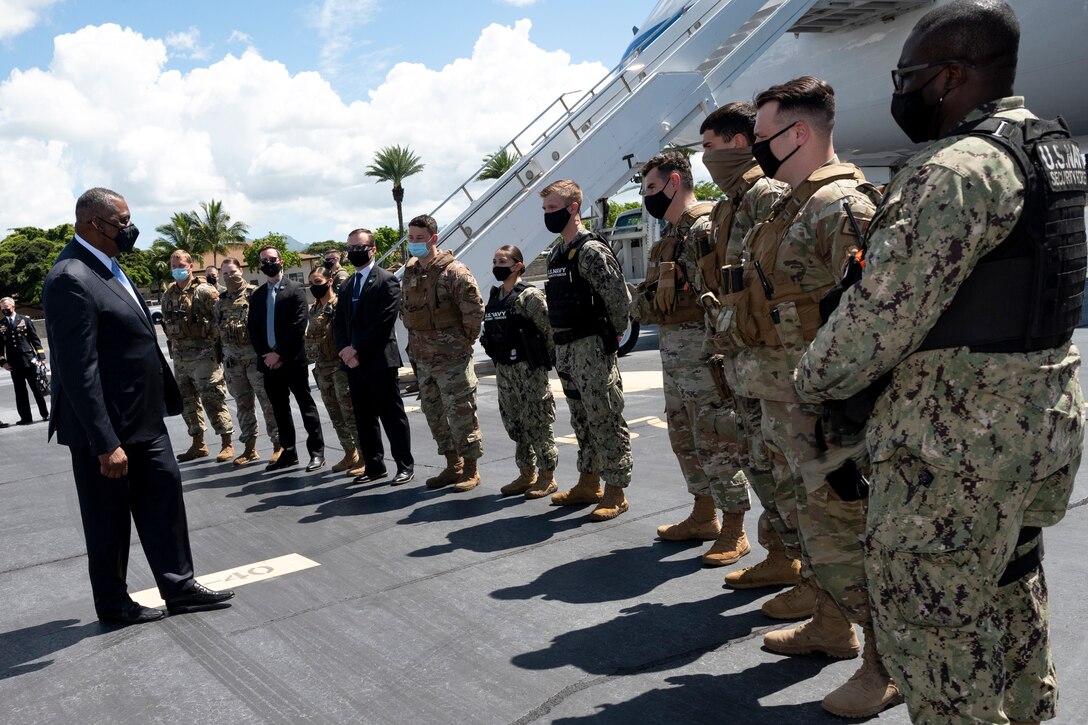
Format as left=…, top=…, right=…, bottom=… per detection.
left=266, top=284, right=277, bottom=348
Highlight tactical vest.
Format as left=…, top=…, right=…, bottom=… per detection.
left=401, top=251, right=465, bottom=332
left=305, top=298, right=339, bottom=363
left=702, top=166, right=766, bottom=295
left=330, top=268, right=350, bottom=296
left=163, top=281, right=215, bottom=344
left=733, top=163, right=879, bottom=348
left=481, top=282, right=545, bottom=365
left=216, top=285, right=255, bottom=346
left=545, top=231, right=611, bottom=337
left=644, top=200, right=714, bottom=325
left=918, top=115, right=1087, bottom=353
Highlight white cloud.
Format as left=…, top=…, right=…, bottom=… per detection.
left=227, top=30, right=253, bottom=45
left=165, top=26, right=211, bottom=61
left=497, top=0, right=540, bottom=6
left=307, top=0, right=380, bottom=80
left=0, top=0, right=61, bottom=40
left=0, top=19, right=608, bottom=243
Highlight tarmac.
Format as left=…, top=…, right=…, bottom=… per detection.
left=1, top=325, right=1087, bottom=724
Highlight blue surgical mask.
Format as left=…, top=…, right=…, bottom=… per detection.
left=171, top=268, right=190, bottom=282
left=407, top=242, right=430, bottom=258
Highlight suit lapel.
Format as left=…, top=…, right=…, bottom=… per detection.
left=71, top=242, right=155, bottom=335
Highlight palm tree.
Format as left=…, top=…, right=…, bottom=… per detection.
left=194, top=199, right=249, bottom=267
left=477, top=147, right=520, bottom=181
left=154, top=211, right=200, bottom=252
left=365, top=144, right=425, bottom=241
left=146, top=239, right=181, bottom=299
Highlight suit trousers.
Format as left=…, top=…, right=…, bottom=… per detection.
left=69, top=429, right=195, bottom=614
left=262, top=363, right=324, bottom=455
left=11, top=365, right=48, bottom=421
left=347, top=365, right=413, bottom=474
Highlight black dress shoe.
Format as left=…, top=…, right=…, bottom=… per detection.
left=266, top=449, right=299, bottom=471
left=391, top=468, right=415, bottom=486
left=166, top=582, right=235, bottom=614
left=305, top=454, right=326, bottom=472
left=0, top=422, right=9, bottom=429
left=15, top=419, right=33, bottom=426
left=353, top=468, right=388, bottom=483
left=98, top=602, right=166, bottom=625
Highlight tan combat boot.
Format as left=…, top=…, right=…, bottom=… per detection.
left=500, top=466, right=536, bottom=496
left=763, top=589, right=860, bottom=659
left=590, top=484, right=629, bottom=521
left=453, top=457, right=481, bottom=491
left=216, top=434, right=234, bottom=462
left=427, top=451, right=464, bottom=489
left=525, top=469, right=558, bottom=499
left=820, top=623, right=903, bottom=717
left=723, top=538, right=801, bottom=589
left=656, top=495, right=720, bottom=541
left=348, top=462, right=367, bottom=477
left=331, top=449, right=360, bottom=473
left=268, top=443, right=283, bottom=465
left=551, top=472, right=603, bottom=506
left=702, top=511, right=752, bottom=566
left=176, top=433, right=209, bottom=462
left=761, top=577, right=818, bottom=620
left=233, top=440, right=260, bottom=465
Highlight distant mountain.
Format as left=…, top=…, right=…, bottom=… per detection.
left=283, top=235, right=307, bottom=252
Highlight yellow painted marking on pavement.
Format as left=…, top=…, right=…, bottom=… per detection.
left=404, top=405, right=420, bottom=413
left=549, top=369, right=663, bottom=400
left=130, top=553, right=320, bottom=608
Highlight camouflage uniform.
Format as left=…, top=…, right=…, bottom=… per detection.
left=401, top=250, right=485, bottom=460
left=796, top=98, right=1085, bottom=724
left=718, top=158, right=878, bottom=623
left=549, top=234, right=632, bottom=486
left=215, top=283, right=278, bottom=447
left=633, top=200, right=749, bottom=512
left=328, top=266, right=351, bottom=296
left=493, top=285, right=559, bottom=471
left=162, top=278, right=233, bottom=438
left=306, top=295, right=359, bottom=455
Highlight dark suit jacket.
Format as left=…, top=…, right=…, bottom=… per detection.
left=333, top=265, right=403, bottom=371
left=0, top=313, right=45, bottom=369
left=247, top=278, right=309, bottom=372
left=42, top=240, right=182, bottom=455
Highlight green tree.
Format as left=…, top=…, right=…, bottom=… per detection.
left=155, top=211, right=201, bottom=263
left=695, top=180, right=722, bottom=201
left=304, top=240, right=345, bottom=256
left=606, top=201, right=642, bottom=229
left=194, top=199, right=248, bottom=267
left=244, top=233, right=302, bottom=273
left=365, top=144, right=424, bottom=245
left=477, top=147, right=520, bottom=181
left=371, top=226, right=402, bottom=268
left=146, top=239, right=179, bottom=299
left=0, top=225, right=72, bottom=306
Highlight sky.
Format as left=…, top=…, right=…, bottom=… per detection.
left=0, top=0, right=659, bottom=247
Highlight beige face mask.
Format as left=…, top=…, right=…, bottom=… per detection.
left=224, top=271, right=246, bottom=291
left=702, top=147, right=758, bottom=193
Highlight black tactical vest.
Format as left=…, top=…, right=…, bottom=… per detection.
left=919, top=115, right=1087, bottom=352
left=545, top=231, right=609, bottom=336
left=481, top=282, right=540, bottom=365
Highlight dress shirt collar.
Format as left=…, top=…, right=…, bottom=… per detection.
left=74, top=233, right=116, bottom=272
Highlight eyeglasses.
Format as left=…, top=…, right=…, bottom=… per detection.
left=891, top=59, right=974, bottom=91
left=346, top=245, right=374, bottom=252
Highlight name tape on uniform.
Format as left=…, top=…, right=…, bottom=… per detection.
left=130, top=553, right=320, bottom=608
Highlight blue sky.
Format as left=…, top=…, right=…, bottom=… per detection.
left=0, top=0, right=656, bottom=245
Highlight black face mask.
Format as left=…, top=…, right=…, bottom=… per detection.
left=206, top=275, right=218, bottom=286
left=751, top=122, right=801, bottom=180
left=310, top=284, right=329, bottom=299
left=323, top=259, right=335, bottom=269
left=97, top=217, right=140, bottom=253
left=544, top=207, right=572, bottom=234
left=493, top=265, right=516, bottom=282
left=642, top=179, right=675, bottom=220
left=347, top=248, right=372, bottom=267
left=260, top=261, right=282, bottom=277
left=890, top=68, right=947, bottom=144
left=1, top=309, right=12, bottom=317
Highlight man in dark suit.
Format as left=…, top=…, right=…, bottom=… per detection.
left=42, top=187, right=233, bottom=625
left=246, top=244, right=325, bottom=472
left=334, top=228, right=414, bottom=485
left=0, top=296, right=49, bottom=425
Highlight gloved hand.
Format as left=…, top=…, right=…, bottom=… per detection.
left=654, top=261, right=677, bottom=315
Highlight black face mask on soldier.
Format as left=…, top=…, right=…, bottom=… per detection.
left=260, top=260, right=282, bottom=277
left=642, top=177, right=676, bottom=220
left=544, top=207, right=572, bottom=234
left=206, top=274, right=217, bottom=286
left=323, top=258, right=335, bottom=269
left=751, top=122, right=800, bottom=180
left=347, top=247, right=372, bottom=267
left=890, top=68, right=947, bottom=143
left=310, top=283, right=329, bottom=299
left=493, top=265, right=515, bottom=282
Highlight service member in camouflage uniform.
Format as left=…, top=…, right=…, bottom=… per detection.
left=630, top=150, right=752, bottom=565
left=796, top=4, right=1086, bottom=723
left=305, top=267, right=360, bottom=473
left=718, top=78, right=898, bottom=717
left=400, top=214, right=486, bottom=491
left=322, top=250, right=351, bottom=296
left=480, top=245, right=559, bottom=499
left=540, top=179, right=632, bottom=521
left=162, top=250, right=234, bottom=463
left=697, top=103, right=803, bottom=593
left=216, top=257, right=281, bottom=465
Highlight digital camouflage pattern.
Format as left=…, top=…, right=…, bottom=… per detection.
left=796, top=99, right=1085, bottom=724
left=554, top=238, right=631, bottom=337
left=417, top=356, right=483, bottom=461
left=495, top=285, right=558, bottom=471
left=217, top=284, right=277, bottom=446
left=307, top=297, right=358, bottom=454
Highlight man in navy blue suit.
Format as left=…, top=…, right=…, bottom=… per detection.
left=43, top=187, right=234, bottom=625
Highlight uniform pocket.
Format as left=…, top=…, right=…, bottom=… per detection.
left=772, top=301, right=806, bottom=371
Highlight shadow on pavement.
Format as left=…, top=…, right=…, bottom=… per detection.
left=407, top=504, right=595, bottom=557
left=0, top=619, right=104, bottom=680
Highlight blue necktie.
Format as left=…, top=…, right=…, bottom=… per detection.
left=110, top=259, right=138, bottom=303
left=352, top=271, right=363, bottom=311
left=266, top=284, right=277, bottom=348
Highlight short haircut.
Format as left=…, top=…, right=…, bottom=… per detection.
left=204, top=265, right=216, bottom=272
left=0, top=297, right=14, bottom=307
left=257, top=244, right=281, bottom=259
left=539, top=179, right=582, bottom=206
left=496, top=244, right=524, bottom=265
left=641, top=151, right=694, bottom=191
left=220, top=257, right=242, bottom=268
left=700, top=102, right=757, bottom=144
left=347, top=228, right=374, bottom=244
left=75, top=187, right=123, bottom=222
left=912, top=0, right=1019, bottom=85
left=408, top=215, right=437, bottom=235
left=324, top=249, right=341, bottom=258
left=755, top=76, right=836, bottom=133
left=170, top=249, right=193, bottom=264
